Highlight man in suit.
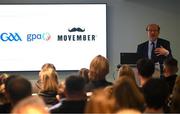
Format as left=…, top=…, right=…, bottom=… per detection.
left=137, top=24, right=172, bottom=74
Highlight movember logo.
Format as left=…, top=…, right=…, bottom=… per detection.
left=57, top=27, right=96, bottom=41
left=68, top=27, right=85, bottom=32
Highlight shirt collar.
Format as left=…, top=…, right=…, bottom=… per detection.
left=149, top=39, right=157, bottom=45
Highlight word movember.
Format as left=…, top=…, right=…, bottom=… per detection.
left=58, top=34, right=96, bottom=41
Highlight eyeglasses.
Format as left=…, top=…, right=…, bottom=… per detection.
left=147, top=30, right=159, bottom=32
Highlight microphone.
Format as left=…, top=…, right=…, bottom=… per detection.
left=117, top=64, right=121, bottom=69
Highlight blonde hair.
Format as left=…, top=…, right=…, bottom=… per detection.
left=39, top=64, right=59, bottom=92
left=85, top=89, right=116, bottom=113
left=41, top=63, right=56, bottom=70
left=0, top=73, right=9, bottom=93
left=118, top=64, right=136, bottom=82
left=0, top=73, right=10, bottom=104
left=12, top=96, right=49, bottom=114
left=89, top=55, right=109, bottom=81
left=113, top=76, right=145, bottom=112
left=116, top=109, right=141, bottom=114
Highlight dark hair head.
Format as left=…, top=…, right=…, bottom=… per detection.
left=163, top=58, right=178, bottom=73
left=136, top=58, right=155, bottom=78
left=142, top=78, right=169, bottom=109
left=164, top=58, right=178, bottom=67
left=5, top=75, right=32, bottom=104
left=65, top=75, right=85, bottom=95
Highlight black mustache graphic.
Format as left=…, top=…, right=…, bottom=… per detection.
left=68, top=27, right=85, bottom=32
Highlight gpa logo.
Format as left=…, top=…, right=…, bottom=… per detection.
left=0, top=33, right=22, bottom=41
left=27, top=32, right=51, bottom=42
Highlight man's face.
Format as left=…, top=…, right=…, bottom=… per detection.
left=147, top=24, right=160, bottom=41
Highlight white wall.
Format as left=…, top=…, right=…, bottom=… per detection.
left=0, top=0, right=180, bottom=81
left=107, top=0, right=180, bottom=79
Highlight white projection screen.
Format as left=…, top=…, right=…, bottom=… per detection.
left=0, top=4, right=107, bottom=71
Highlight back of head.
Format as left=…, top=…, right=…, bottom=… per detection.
left=85, top=89, right=116, bottom=113
left=5, top=75, right=32, bottom=105
left=113, top=76, right=145, bottom=112
left=118, top=64, right=136, bottom=82
left=136, top=58, right=155, bottom=78
left=65, top=75, right=85, bottom=96
left=41, top=63, right=56, bottom=71
left=40, top=68, right=59, bottom=92
left=37, top=63, right=58, bottom=92
left=79, top=68, right=89, bottom=83
left=116, top=109, right=141, bottom=114
left=142, top=78, right=169, bottom=110
left=12, top=96, right=49, bottom=114
left=163, top=58, right=178, bottom=74
left=89, top=55, right=109, bottom=81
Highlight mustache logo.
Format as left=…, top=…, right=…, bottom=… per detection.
left=68, top=27, right=85, bottom=32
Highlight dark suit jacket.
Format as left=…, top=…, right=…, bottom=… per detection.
left=137, top=38, right=172, bottom=64
left=50, top=100, right=87, bottom=113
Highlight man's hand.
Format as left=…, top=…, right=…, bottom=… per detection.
left=154, top=46, right=169, bottom=56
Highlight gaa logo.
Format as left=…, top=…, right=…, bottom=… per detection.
left=0, top=33, right=22, bottom=41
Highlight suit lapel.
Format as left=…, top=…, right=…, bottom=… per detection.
left=156, top=38, right=161, bottom=48
left=145, top=41, right=149, bottom=58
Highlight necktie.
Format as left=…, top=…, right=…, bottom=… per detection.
left=151, top=42, right=156, bottom=60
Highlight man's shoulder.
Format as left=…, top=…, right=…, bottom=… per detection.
left=138, top=41, right=148, bottom=47
left=158, top=38, right=170, bottom=43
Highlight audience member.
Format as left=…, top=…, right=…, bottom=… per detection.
left=142, top=78, right=169, bottom=113
left=117, top=64, right=136, bottom=83
left=0, top=73, right=9, bottom=103
left=0, top=73, right=10, bottom=113
left=0, top=73, right=9, bottom=93
left=37, top=64, right=59, bottom=107
left=50, top=75, right=87, bottom=113
left=136, top=58, right=155, bottom=87
left=4, top=75, right=32, bottom=112
left=85, top=55, right=112, bottom=92
left=116, top=109, right=141, bottom=114
left=79, top=68, right=89, bottom=84
left=33, top=63, right=57, bottom=93
left=113, top=76, right=145, bottom=112
left=12, top=96, right=49, bottom=114
left=103, top=85, right=114, bottom=99
left=85, top=88, right=116, bottom=113
left=170, top=76, right=180, bottom=113
left=162, top=57, right=178, bottom=94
